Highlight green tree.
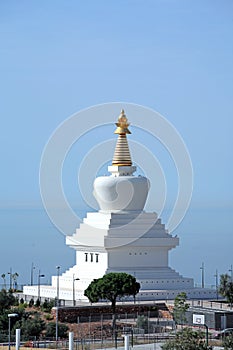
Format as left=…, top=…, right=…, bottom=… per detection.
left=0, top=311, right=11, bottom=331
left=172, top=292, right=189, bottom=326
left=0, top=289, right=16, bottom=313
left=35, top=298, right=41, bottom=307
left=45, top=322, right=69, bottom=339
left=14, top=313, right=45, bottom=340
left=42, top=299, right=55, bottom=312
left=1, top=274, right=6, bottom=289
left=162, top=327, right=212, bottom=350
left=14, top=297, right=19, bottom=306
left=136, top=315, right=150, bottom=333
left=0, top=308, right=22, bottom=334
left=223, top=334, right=233, bottom=349
left=0, top=305, right=28, bottom=333
left=28, top=298, right=34, bottom=307
left=219, top=274, right=233, bottom=306
left=84, top=272, right=140, bottom=330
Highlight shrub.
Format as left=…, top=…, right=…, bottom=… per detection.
left=28, top=298, right=34, bottom=307
left=45, top=322, right=69, bottom=339
left=162, top=327, right=212, bottom=350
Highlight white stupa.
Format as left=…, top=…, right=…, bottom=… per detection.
left=24, top=110, right=216, bottom=302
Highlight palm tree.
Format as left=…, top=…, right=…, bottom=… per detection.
left=12, top=273, right=19, bottom=290
left=1, top=274, right=6, bottom=289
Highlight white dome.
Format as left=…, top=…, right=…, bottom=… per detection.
left=93, top=175, right=150, bottom=212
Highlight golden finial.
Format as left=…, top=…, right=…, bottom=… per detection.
left=114, top=109, right=131, bottom=134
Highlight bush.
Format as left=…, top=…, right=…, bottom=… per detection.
left=223, top=334, right=233, bottom=349
left=17, top=302, right=27, bottom=312
left=35, top=299, right=40, bottom=307
left=136, top=315, right=151, bottom=333
left=29, top=298, right=34, bottom=307
left=45, top=313, right=54, bottom=321
left=42, top=299, right=55, bottom=312
left=45, top=322, right=69, bottom=339
left=14, top=314, right=45, bottom=340
left=162, top=327, right=212, bottom=350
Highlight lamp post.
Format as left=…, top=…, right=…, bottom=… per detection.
left=200, top=262, right=205, bottom=288
left=8, top=313, right=18, bottom=350
left=56, top=266, right=60, bottom=342
left=7, top=268, right=12, bottom=290
left=72, top=275, right=80, bottom=306
left=31, top=262, right=35, bottom=285
left=214, top=269, right=218, bottom=300
left=229, top=265, right=233, bottom=282
left=38, top=270, right=45, bottom=302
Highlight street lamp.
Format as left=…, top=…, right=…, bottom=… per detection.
left=38, top=270, right=45, bottom=302
left=72, top=275, right=80, bottom=306
left=7, top=268, right=12, bottom=290
left=214, top=269, right=218, bottom=300
left=55, top=265, right=60, bottom=342
left=200, top=262, right=205, bottom=288
left=8, top=313, right=18, bottom=350
left=229, top=265, right=233, bottom=282
left=30, top=262, right=36, bottom=285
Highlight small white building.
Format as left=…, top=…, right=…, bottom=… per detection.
left=24, top=110, right=216, bottom=302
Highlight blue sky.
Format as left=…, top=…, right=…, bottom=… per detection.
left=0, top=1, right=233, bottom=287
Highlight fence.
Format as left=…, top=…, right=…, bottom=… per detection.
left=0, top=335, right=169, bottom=349
left=0, top=311, right=174, bottom=349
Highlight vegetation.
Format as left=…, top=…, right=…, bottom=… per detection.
left=172, top=292, right=189, bottom=325
left=0, top=289, right=51, bottom=341
left=162, top=327, right=212, bottom=350
left=35, top=298, right=41, bottom=307
left=45, top=322, right=69, bottom=338
left=0, top=289, right=16, bottom=312
left=1, top=274, right=6, bottom=289
left=219, top=273, right=233, bottom=306
left=223, top=334, right=233, bottom=349
left=41, top=299, right=55, bottom=312
left=136, top=315, right=152, bottom=333
left=0, top=287, right=70, bottom=341
left=29, top=298, right=34, bottom=307
left=1, top=271, right=19, bottom=291
left=14, top=313, right=45, bottom=339
left=84, top=272, right=140, bottom=329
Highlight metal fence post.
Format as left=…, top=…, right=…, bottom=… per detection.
left=69, top=332, right=74, bottom=350
left=15, top=329, right=20, bottom=350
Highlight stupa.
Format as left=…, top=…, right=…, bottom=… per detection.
left=23, top=110, right=216, bottom=302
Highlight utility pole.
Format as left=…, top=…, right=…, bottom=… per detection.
left=56, top=266, right=60, bottom=342
left=72, top=275, right=80, bottom=306
left=38, top=270, right=45, bottom=302
left=200, top=262, right=205, bottom=288
left=229, top=265, right=233, bottom=282
left=214, top=269, right=218, bottom=300
left=30, top=262, right=35, bottom=285
left=7, top=268, right=12, bottom=290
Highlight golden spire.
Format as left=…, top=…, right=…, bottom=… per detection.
left=112, top=109, right=132, bottom=166
left=114, top=109, right=131, bottom=135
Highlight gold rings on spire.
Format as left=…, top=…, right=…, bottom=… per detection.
left=112, top=109, right=132, bottom=166
left=114, top=109, right=131, bottom=134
